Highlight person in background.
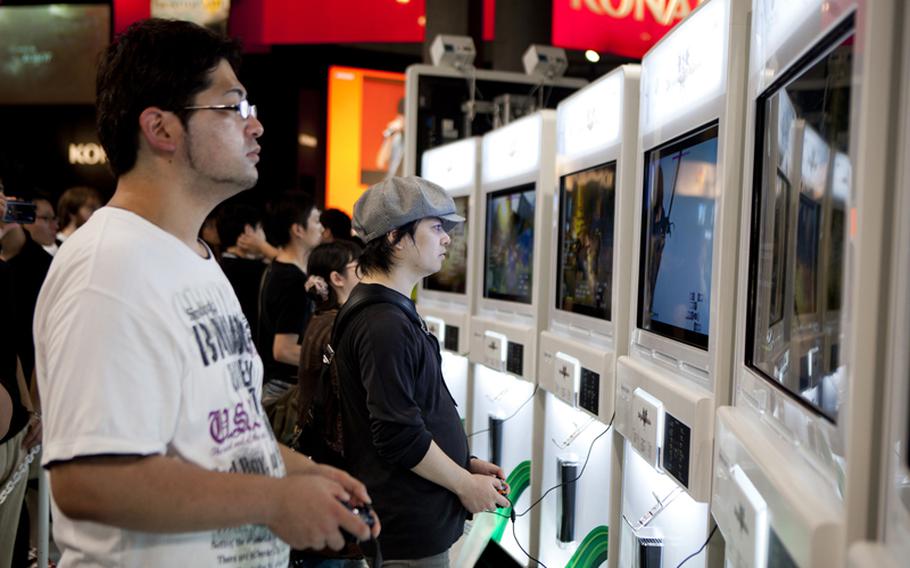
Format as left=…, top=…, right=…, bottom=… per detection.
left=293, top=239, right=364, bottom=568
left=199, top=205, right=223, bottom=260
left=21, top=194, right=59, bottom=256
left=55, top=185, right=102, bottom=248
left=337, top=177, right=508, bottom=567
left=320, top=209, right=350, bottom=243
left=259, top=191, right=323, bottom=403
left=33, top=19, right=377, bottom=567
left=0, top=190, right=41, bottom=568
left=376, top=98, right=405, bottom=179
left=217, top=201, right=273, bottom=339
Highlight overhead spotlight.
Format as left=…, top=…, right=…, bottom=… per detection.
left=585, top=49, right=601, bottom=63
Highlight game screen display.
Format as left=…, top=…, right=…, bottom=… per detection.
left=557, top=162, right=617, bottom=321
left=747, top=23, right=854, bottom=423
left=424, top=196, right=469, bottom=294
left=638, top=124, right=719, bottom=350
left=484, top=184, right=536, bottom=304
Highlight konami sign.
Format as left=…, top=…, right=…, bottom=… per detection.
left=552, top=0, right=706, bottom=59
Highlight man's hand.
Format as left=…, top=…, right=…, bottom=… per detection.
left=236, top=225, right=278, bottom=260
left=455, top=473, right=510, bottom=514
left=469, top=457, right=505, bottom=481
left=267, top=474, right=377, bottom=550
left=309, top=463, right=373, bottom=508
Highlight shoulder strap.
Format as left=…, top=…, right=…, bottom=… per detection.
left=328, top=287, right=419, bottom=354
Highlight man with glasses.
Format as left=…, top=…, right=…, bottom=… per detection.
left=33, top=19, right=378, bottom=567
left=22, top=195, right=58, bottom=255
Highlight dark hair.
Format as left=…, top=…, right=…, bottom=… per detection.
left=217, top=202, right=263, bottom=248
left=307, top=240, right=363, bottom=310
left=320, top=208, right=352, bottom=241
left=96, top=18, right=242, bottom=177
left=263, top=191, right=316, bottom=247
left=57, top=186, right=102, bottom=229
left=356, top=220, right=418, bottom=277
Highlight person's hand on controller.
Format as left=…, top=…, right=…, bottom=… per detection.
left=265, top=474, right=378, bottom=551
left=456, top=471, right=511, bottom=513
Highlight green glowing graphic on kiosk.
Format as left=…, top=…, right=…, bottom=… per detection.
left=492, top=460, right=531, bottom=542
left=566, top=525, right=609, bottom=568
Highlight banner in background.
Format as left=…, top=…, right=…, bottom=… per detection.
left=552, top=0, right=706, bottom=59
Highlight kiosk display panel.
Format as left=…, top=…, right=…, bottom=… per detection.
left=746, top=19, right=854, bottom=422
left=484, top=184, right=536, bottom=304
left=424, top=195, right=469, bottom=294
left=556, top=162, right=617, bottom=321
left=638, top=123, right=719, bottom=350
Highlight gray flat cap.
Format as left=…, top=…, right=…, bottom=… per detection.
left=353, top=176, right=465, bottom=242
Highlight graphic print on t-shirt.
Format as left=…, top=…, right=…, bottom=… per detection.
left=173, top=282, right=289, bottom=567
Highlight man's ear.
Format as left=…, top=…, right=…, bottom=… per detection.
left=387, top=230, right=404, bottom=249
left=290, top=222, right=305, bottom=239
left=138, top=107, right=180, bottom=153
left=329, top=270, right=345, bottom=288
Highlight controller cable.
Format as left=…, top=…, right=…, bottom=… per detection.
left=482, top=411, right=615, bottom=568
left=675, top=523, right=718, bottom=568
left=467, top=384, right=540, bottom=439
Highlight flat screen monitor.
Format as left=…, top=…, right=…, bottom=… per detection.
left=556, top=162, right=617, bottom=321
left=638, top=123, right=719, bottom=350
left=0, top=5, right=110, bottom=105
left=424, top=195, right=469, bottom=294
left=484, top=184, right=536, bottom=304
left=745, top=16, right=854, bottom=423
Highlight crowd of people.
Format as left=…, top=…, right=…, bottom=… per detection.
left=0, top=17, right=509, bottom=568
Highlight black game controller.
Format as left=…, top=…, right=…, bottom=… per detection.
left=340, top=501, right=375, bottom=543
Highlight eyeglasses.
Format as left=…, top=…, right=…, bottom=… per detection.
left=183, top=99, right=257, bottom=120
left=36, top=215, right=57, bottom=222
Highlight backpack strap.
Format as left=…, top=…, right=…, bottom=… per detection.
left=327, top=286, right=420, bottom=361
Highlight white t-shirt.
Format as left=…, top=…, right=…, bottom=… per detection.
left=34, top=207, right=290, bottom=568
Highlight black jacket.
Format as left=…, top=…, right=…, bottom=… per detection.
left=336, top=283, right=468, bottom=560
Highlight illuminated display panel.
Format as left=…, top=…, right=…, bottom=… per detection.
left=746, top=17, right=854, bottom=423
left=556, top=162, right=617, bottom=321
left=0, top=5, right=110, bottom=105
left=484, top=184, right=536, bottom=304
left=638, top=123, right=719, bottom=350
left=326, top=66, right=405, bottom=216
left=424, top=195, right=469, bottom=294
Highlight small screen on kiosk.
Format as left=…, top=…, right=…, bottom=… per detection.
left=557, top=162, right=617, bottom=321
left=424, top=195, right=469, bottom=294
left=638, top=124, right=719, bottom=350
left=484, top=184, right=536, bottom=304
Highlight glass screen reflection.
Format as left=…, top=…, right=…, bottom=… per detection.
left=747, top=29, right=853, bottom=422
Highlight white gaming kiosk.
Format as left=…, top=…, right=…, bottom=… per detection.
left=467, top=111, right=557, bottom=564
left=713, top=0, right=903, bottom=566
left=535, top=66, right=640, bottom=568
left=418, top=138, right=482, bottom=426
left=614, top=0, right=749, bottom=565
left=849, top=6, right=910, bottom=566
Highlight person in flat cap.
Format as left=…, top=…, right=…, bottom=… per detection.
left=335, top=176, right=509, bottom=566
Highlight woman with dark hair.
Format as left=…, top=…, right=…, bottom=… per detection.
left=296, top=240, right=362, bottom=463
left=294, top=240, right=364, bottom=568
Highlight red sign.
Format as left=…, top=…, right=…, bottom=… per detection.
left=261, top=0, right=425, bottom=44
left=113, top=0, right=425, bottom=44
left=552, top=0, right=705, bottom=59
